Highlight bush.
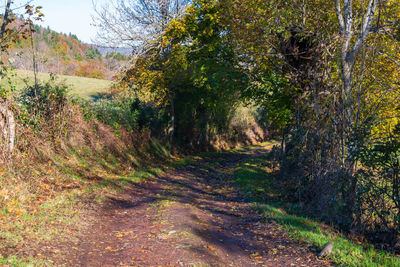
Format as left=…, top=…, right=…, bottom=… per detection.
left=78, top=94, right=164, bottom=134
left=357, top=123, right=400, bottom=244
left=17, top=78, right=70, bottom=135
left=19, top=80, right=68, bottom=119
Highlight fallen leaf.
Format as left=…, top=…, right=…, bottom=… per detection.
left=207, top=245, right=216, bottom=251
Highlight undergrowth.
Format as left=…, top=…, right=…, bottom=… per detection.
left=0, top=78, right=270, bottom=265
left=233, top=150, right=400, bottom=267
left=0, top=85, right=174, bottom=265
left=0, top=138, right=171, bottom=265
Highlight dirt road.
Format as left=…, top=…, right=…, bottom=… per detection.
left=60, top=146, right=327, bottom=266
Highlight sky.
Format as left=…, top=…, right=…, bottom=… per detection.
left=10, top=0, right=106, bottom=43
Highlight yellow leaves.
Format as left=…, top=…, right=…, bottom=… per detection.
left=115, top=230, right=136, bottom=239
left=251, top=252, right=264, bottom=263
left=207, top=245, right=217, bottom=251
left=161, top=36, right=170, bottom=48
left=6, top=200, right=26, bottom=215
left=105, top=246, right=123, bottom=252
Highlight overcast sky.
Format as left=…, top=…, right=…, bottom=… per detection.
left=8, top=0, right=106, bottom=43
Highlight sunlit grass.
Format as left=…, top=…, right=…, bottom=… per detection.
left=3, top=69, right=112, bottom=100
left=0, top=138, right=171, bottom=265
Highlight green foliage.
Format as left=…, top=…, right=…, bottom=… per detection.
left=356, top=123, right=400, bottom=236
left=234, top=153, right=400, bottom=267
left=18, top=76, right=69, bottom=128
left=243, top=72, right=294, bottom=131
left=79, top=94, right=164, bottom=133
left=106, top=52, right=129, bottom=61
left=122, top=0, right=249, bottom=145
left=85, top=47, right=101, bottom=60
left=359, top=124, right=400, bottom=173
left=0, top=64, right=17, bottom=100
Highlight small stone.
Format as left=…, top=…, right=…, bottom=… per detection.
left=319, top=242, right=334, bottom=257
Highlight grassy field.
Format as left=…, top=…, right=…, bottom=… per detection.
left=3, top=69, right=113, bottom=100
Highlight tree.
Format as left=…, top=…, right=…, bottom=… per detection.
left=0, top=0, right=13, bottom=45
left=118, top=0, right=248, bottom=145
left=219, top=0, right=400, bottom=233
left=0, top=0, right=19, bottom=157
left=0, top=2, right=43, bottom=158
left=92, top=0, right=191, bottom=52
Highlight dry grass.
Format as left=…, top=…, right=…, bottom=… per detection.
left=0, top=104, right=171, bottom=265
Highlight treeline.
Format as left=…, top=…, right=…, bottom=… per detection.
left=2, top=21, right=130, bottom=79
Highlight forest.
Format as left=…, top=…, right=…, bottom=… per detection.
left=0, top=0, right=399, bottom=266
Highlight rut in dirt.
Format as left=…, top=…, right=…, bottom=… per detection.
left=63, top=146, right=330, bottom=266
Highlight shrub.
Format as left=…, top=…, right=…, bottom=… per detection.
left=17, top=78, right=70, bottom=135
left=357, top=123, right=400, bottom=244
left=78, top=94, right=164, bottom=134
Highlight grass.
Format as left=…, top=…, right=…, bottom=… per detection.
left=0, top=189, right=84, bottom=266
left=233, top=150, right=400, bottom=266
left=0, top=256, right=48, bottom=267
left=0, top=165, right=160, bottom=265
left=169, top=141, right=278, bottom=169
left=0, top=135, right=171, bottom=265
left=3, top=69, right=112, bottom=100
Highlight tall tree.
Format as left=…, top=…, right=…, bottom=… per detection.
left=0, top=0, right=12, bottom=41
left=92, top=0, right=190, bottom=51
left=0, top=0, right=18, bottom=157
left=0, top=2, right=42, bottom=158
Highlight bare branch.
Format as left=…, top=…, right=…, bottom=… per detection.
left=349, top=0, right=378, bottom=65
left=92, top=0, right=190, bottom=49
left=335, top=0, right=345, bottom=33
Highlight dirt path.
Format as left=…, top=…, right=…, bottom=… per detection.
left=60, top=146, right=329, bottom=266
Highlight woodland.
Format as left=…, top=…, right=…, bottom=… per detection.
left=0, top=0, right=400, bottom=266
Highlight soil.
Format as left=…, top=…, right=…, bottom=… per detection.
left=53, top=146, right=331, bottom=266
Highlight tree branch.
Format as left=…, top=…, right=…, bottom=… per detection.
left=0, top=0, right=13, bottom=40
left=349, top=0, right=378, bottom=65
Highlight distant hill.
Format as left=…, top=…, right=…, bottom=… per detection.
left=90, top=45, right=134, bottom=57
left=2, top=23, right=131, bottom=80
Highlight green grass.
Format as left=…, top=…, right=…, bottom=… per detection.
left=170, top=156, right=197, bottom=168
left=233, top=153, right=400, bottom=267
left=3, top=69, right=112, bottom=100
left=0, top=255, right=48, bottom=267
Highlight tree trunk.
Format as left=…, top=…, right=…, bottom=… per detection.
left=0, top=0, right=12, bottom=40
left=169, top=97, right=175, bottom=142
left=0, top=102, right=16, bottom=158
left=335, top=0, right=379, bottom=221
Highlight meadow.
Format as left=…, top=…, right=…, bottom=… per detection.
left=4, top=69, right=113, bottom=100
